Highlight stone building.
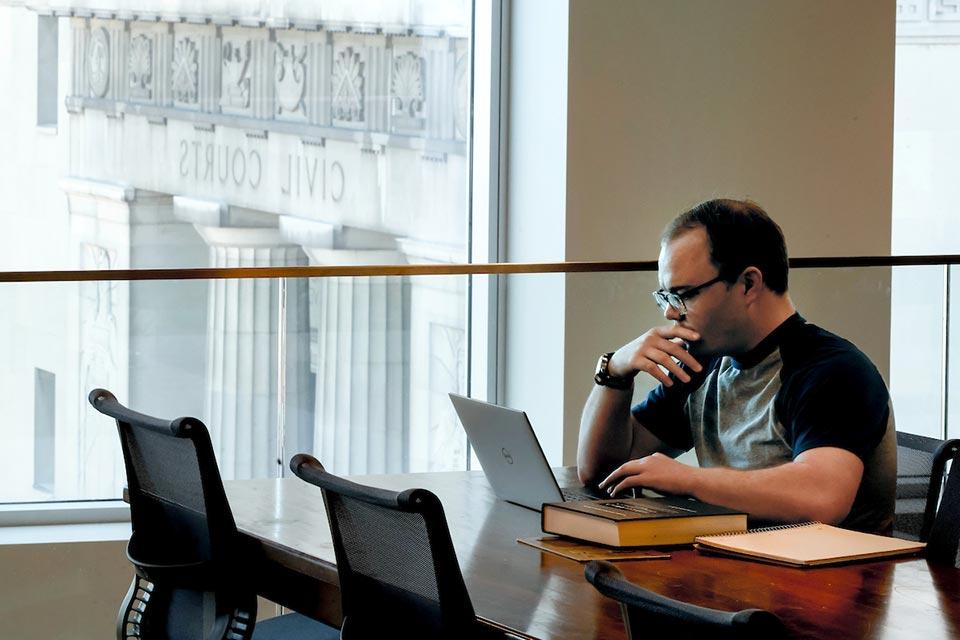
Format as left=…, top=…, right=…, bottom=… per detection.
left=1, top=0, right=474, bottom=503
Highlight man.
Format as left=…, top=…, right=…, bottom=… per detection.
left=577, top=199, right=895, bottom=534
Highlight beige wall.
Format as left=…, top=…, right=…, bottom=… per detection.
left=0, top=538, right=281, bottom=639
left=0, top=540, right=130, bottom=639
left=558, top=0, right=895, bottom=462
left=564, top=0, right=894, bottom=262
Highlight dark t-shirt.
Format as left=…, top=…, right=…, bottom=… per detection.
left=632, top=313, right=896, bottom=534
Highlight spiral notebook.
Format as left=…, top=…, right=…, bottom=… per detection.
left=694, top=522, right=926, bottom=567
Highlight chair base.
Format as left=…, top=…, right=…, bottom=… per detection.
left=253, top=612, right=340, bottom=639
left=117, top=575, right=257, bottom=640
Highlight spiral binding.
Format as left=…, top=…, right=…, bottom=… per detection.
left=703, top=520, right=822, bottom=538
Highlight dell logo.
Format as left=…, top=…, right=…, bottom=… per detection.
left=501, top=448, right=514, bottom=464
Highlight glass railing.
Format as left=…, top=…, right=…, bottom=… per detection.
left=2, top=256, right=959, bottom=506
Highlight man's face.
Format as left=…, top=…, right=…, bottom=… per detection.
left=657, top=227, right=743, bottom=357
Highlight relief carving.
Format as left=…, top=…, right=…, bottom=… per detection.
left=453, top=53, right=469, bottom=140
left=221, top=40, right=251, bottom=109
left=932, top=0, right=960, bottom=19
left=171, top=37, right=200, bottom=104
left=78, top=243, right=119, bottom=492
left=428, top=322, right=466, bottom=471
left=392, top=52, right=425, bottom=128
left=896, top=1, right=925, bottom=20
left=275, top=42, right=307, bottom=115
left=128, top=34, right=153, bottom=100
left=332, top=46, right=364, bottom=122
left=88, top=27, right=110, bottom=98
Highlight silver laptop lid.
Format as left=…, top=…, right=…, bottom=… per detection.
left=449, top=393, right=564, bottom=510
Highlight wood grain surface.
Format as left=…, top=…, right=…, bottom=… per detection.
left=226, top=468, right=960, bottom=639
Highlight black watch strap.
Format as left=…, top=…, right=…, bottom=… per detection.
left=594, top=351, right=633, bottom=390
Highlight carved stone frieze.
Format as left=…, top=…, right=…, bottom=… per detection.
left=332, top=46, right=364, bottom=123
left=897, top=0, right=925, bottom=21
left=69, top=19, right=469, bottom=152
left=88, top=27, right=110, bottom=98
left=391, top=51, right=425, bottom=130
left=221, top=39, right=251, bottom=110
left=128, top=34, right=153, bottom=100
left=275, top=41, right=307, bottom=115
left=932, top=0, right=960, bottom=20
left=897, top=0, right=960, bottom=37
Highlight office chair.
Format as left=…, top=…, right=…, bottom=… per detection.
left=289, top=453, right=501, bottom=639
left=584, top=560, right=787, bottom=639
left=925, top=442, right=960, bottom=567
left=895, top=432, right=960, bottom=542
left=88, top=389, right=337, bottom=640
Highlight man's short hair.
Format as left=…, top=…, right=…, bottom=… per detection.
left=662, top=199, right=789, bottom=294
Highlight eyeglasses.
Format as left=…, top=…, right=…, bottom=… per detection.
left=651, top=275, right=725, bottom=318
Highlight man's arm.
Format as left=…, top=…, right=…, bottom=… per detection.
left=577, top=325, right=701, bottom=487
left=599, top=447, right=863, bottom=524
left=576, top=385, right=666, bottom=486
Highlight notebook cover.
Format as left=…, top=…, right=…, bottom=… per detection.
left=694, top=522, right=926, bottom=567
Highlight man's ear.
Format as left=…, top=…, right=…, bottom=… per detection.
left=742, top=267, right=763, bottom=295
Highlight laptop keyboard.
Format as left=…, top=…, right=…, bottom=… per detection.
left=561, top=487, right=599, bottom=501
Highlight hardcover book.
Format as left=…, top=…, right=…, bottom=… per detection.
left=541, top=496, right=747, bottom=547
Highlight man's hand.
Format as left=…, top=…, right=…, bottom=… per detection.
left=597, top=447, right=864, bottom=525
left=609, top=325, right=703, bottom=387
left=598, top=453, right=697, bottom=496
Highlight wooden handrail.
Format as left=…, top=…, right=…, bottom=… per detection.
left=2, top=254, right=960, bottom=283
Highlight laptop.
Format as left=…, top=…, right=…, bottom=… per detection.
left=449, top=393, right=609, bottom=511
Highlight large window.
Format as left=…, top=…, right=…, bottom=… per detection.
left=891, top=2, right=960, bottom=440
left=0, top=1, right=493, bottom=504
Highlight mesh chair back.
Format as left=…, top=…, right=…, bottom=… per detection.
left=89, top=389, right=255, bottom=640
left=585, top=560, right=787, bottom=639
left=895, top=432, right=960, bottom=541
left=290, top=454, right=478, bottom=639
left=927, top=454, right=960, bottom=567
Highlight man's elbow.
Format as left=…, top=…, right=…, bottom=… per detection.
left=577, top=449, right=614, bottom=488
left=577, top=459, right=601, bottom=487
left=799, top=494, right=854, bottom=525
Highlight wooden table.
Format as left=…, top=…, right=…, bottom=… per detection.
left=225, top=468, right=960, bottom=639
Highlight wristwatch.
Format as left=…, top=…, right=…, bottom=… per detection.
left=594, top=351, right=633, bottom=390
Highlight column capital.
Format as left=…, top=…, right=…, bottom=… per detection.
left=62, top=176, right=174, bottom=224
left=174, top=198, right=295, bottom=248
left=278, top=215, right=338, bottom=249
left=397, top=237, right=465, bottom=263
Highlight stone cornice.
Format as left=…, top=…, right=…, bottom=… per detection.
left=65, top=97, right=467, bottom=156
left=24, top=3, right=471, bottom=38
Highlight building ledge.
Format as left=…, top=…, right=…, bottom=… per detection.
left=0, top=521, right=131, bottom=545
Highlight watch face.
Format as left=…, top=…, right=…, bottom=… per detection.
left=596, top=354, right=608, bottom=376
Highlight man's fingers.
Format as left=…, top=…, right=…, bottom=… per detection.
left=653, top=325, right=700, bottom=343
left=611, top=477, right=638, bottom=496
left=637, top=359, right=673, bottom=386
left=634, top=337, right=702, bottom=384
left=663, top=340, right=703, bottom=372
left=598, top=460, right=639, bottom=489
left=644, top=349, right=690, bottom=383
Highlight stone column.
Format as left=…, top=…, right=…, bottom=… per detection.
left=176, top=198, right=310, bottom=481
left=397, top=238, right=467, bottom=472
left=282, top=217, right=409, bottom=475
left=63, top=177, right=208, bottom=499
